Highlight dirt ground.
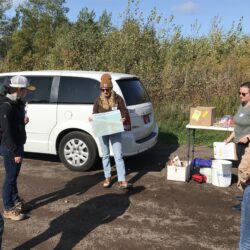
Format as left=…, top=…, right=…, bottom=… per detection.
left=0, top=141, right=242, bottom=250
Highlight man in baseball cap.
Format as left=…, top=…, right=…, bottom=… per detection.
left=9, top=75, right=36, bottom=91
left=0, top=75, right=35, bottom=221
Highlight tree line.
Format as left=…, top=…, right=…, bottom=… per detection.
left=1, top=0, right=250, bottom=115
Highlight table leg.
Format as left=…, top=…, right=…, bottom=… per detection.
left=189, top=129, right=196, bottom=176
left=192, top=129, right=195, bottom=160
left=187, top=128, right=191, bottom=164
left=187, top=128, right=196, bottom=180
left=187, top=129, right=195, bottom=163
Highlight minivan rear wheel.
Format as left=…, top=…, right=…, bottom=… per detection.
left=59, top=131, right=98, bottom=171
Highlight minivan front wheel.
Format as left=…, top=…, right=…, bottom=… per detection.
left=59, top=131, right=98, bottom=171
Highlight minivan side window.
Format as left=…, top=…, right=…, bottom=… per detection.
left=25, top=76, right=53, bottom=103
left=0, top=77, right=6, bottom=94
left=117, top=78, right=150, bottom=106
left=58, top=77, right=100, bottom=104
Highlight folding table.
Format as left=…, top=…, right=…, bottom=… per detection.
left=186, top=124, right=234, bottom=169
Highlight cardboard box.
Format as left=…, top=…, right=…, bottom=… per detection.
left=189, top=106, right=216, bottom=126
left=167, top=161, right=190, bottom=182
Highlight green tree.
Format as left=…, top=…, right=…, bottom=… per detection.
left=49, top=8, right=112, bottom=70
left=0, top=0, right=12, bottom=61
left=0, top=0, right=11, bottom=24
left=5, top=0, right=69, bottom=70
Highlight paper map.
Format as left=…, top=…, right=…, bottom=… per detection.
left=213, top=142, right=237, bottom=160
left=92, top=110, right=124, bottom=137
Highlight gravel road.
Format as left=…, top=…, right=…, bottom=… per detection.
left=0, top=141, right=241, bottom=250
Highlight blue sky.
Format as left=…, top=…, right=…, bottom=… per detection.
left=9, top=0, right=250, bottom=36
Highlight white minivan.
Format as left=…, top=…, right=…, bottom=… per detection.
left=0, top=71, right=158, bottom=171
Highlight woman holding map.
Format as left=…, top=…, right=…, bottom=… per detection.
left=91, top=73, right=132, bottom=189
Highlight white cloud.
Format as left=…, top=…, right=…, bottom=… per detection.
left=176, top=1, right=197, bottom=14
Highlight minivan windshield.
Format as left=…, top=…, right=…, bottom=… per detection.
left=116, top=78, right=150, bottom=106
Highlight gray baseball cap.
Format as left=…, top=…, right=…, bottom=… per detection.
left=9, top=75, right=36, bottom=91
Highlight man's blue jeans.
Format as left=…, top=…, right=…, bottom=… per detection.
left=0, top=213, right=4, bottom=249
left=239, top=185, right=250, bottom=250
left=99, top=133, right=126, bottom=182
left=0, top=144, right=23, bottom=210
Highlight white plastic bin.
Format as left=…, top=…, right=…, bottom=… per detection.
left=211, top=160, right=232, bottom=187
left=200, top=168, right=212, bottom=184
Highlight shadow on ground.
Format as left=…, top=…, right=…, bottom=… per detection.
left=24, top=152, right=61, bottom=163
left=13, top=187, right=145, bottom=250
left=124, top=133, right=179, bottom=182
left=22, top=134, right=179, bottom=212
left=26, top=172, right=104, bottom=210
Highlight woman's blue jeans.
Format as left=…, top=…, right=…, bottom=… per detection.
left=239, top=185, right=250, bottom=250
left=99, top=133, right=126, bottom=182
left=0, top=144, right=23, bottom=210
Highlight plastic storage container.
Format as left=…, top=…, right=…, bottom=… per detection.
left=211, top=160, right=232, bottom=187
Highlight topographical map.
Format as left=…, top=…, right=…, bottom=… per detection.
left=92, top=110, right=124, bottom=137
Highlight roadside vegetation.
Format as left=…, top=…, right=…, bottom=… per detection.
left=1, top=0, right=250, bottom=145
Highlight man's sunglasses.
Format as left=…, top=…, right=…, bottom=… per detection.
left=239, top=92, right=249, bottom=97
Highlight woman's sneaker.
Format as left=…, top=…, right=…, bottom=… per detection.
left=103, top=178, right=111, bottom=188
left=3, top=208, right=25, bottom=221
left=117, top=181, right=132, bottom=190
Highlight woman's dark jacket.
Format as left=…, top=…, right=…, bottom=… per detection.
left=0, top=94, right=26, bottom=156
left=93, top=91, right=129, bottom=121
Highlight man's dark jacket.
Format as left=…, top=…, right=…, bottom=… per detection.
left=0, top=94, right=26, bottom=156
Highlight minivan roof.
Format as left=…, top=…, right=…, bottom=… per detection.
left=0, top=70, right=137, bottom=81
